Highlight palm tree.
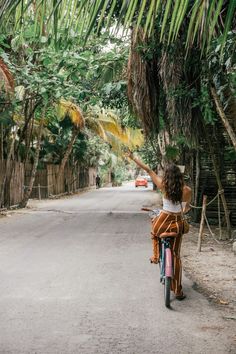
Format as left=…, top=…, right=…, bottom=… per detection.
left=57, top=99, right=85, bottom=178
left=0, top=58, right=15, bottom=207
left=56, top=101, right=143, bottom=183
left=1, top=1, right=235, bottom=51
left=85, top=106, right=144, bottom=153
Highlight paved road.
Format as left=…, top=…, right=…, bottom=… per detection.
left=0, top=183, right=234, bottom=354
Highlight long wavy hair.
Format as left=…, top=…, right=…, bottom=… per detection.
left=162, top=164, right=184, bottom=203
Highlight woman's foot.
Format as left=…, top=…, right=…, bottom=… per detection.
left=175, top=293, right=186, bottom=301
left=149, top=256, right=159, bottom=264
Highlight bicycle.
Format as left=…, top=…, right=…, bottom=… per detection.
left=142, top=207, right=179, bottom=308
left=159, top=231, right=178, bottom=308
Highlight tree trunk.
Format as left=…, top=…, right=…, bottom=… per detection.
left=210, top=151, right=231, bottom=239
left=23, top=116, right=34, bottom=167
left=0, top=129, right=17, bottom=208
left=58, top=127, right=80, bottom=179
left=193, top=149, right=201, bottom=221
left=19, top=120, right=43, bottom=208
left=0, top=123, right=3, bottom=161
left=16, top=98, right=41, bottom=157
left=223, top=86, right=236, bottom=132
left=157, top=131, right=169, bottom=167
left=194, top=150, right=200, bottom=204
left=211, top=86, right=236, bottom=151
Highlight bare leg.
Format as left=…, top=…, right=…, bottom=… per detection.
left=150, top=237, right=159, bottom=264
left=170, top=234, right=185, bottom=299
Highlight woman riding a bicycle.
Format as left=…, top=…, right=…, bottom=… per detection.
left=126, top=151, right=192, bottom=300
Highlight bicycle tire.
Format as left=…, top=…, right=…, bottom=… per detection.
left=164, top=277, right=171, bottom=308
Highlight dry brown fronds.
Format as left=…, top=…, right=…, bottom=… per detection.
left=0, top=58, right=14, bottom=94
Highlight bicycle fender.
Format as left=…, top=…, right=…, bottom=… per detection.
left=165, top=248, right=173, bottom=277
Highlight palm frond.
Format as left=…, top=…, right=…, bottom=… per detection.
left=1, top=0, right=235, bottom=50
left=58, top=99, right=85, bottom=129
left=98, top=111, right=123, bottom=137
left=85, top=116, right=108, bottom=141
left=85, top=106, right=144, bottom=153
left=126, top=127, right=144, bottom=149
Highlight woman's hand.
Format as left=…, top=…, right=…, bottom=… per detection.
left=125, top=149, right=134, bottom=160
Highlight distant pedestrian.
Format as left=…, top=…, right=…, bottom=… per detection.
left=96, top=175, right=101, bottom=189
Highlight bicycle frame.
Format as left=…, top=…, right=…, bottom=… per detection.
left=160, top=238, right=173, bottom=281
left=159, top=237, right=175, bottom=307
left=141, top=207, right=176, bottom=307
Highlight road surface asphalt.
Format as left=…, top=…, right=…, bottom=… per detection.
left=0, top=182, right=235, bottom=353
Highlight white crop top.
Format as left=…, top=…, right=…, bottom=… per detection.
left=163, top=197, right=186, bottom=213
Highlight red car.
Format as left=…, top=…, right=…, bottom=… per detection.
left=135, top=176, right=148, bottom=188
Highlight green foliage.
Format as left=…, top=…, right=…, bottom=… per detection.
left=208, top=31, right=236, bottom=92
left=197, top=80, right=217, bottom=125
left=138, top=138, right=161, bottom=170
left=41, top=115, right=73, bottom=163
left=165, top=145, right=179, bottom=161
left=112, top=161, right=129, bottom=185
left=1, top=1, right=235, bottom=192
left=224, top=147, right=236, bottom=162
left=74, top=134, right=110, bottom=168
left=0, top=29, right=130, bottom=110
left=0, top=109, right=14, bottom=126
left=0, top=24, right=137, bottom=174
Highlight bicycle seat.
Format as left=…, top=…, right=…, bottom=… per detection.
left=159, top=232, right=178, bottom=239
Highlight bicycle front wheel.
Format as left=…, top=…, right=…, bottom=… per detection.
left=164, top=277, right=171, bottom=308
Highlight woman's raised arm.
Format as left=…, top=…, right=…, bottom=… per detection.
left=126, top=151, right=163, bottom=190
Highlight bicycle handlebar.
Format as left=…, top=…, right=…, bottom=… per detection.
left=141, top=207, right=153, bottom=212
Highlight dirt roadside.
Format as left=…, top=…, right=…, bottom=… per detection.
left=182, top=225, right=236, bottom=315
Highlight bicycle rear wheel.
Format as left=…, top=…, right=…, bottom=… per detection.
left=164, top=277, right=171, bottom=308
